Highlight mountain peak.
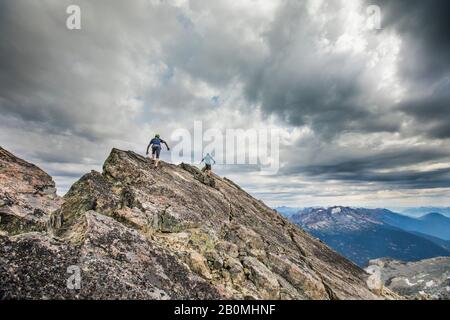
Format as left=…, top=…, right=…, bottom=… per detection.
left=288, top=207, right=450, bottom=267
left=1, top=147, right=390, bottom=299
left=421, top=212, right=446, bottom=220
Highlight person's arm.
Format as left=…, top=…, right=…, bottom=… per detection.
left=146, top=140, right=153, bottom=155
left=162, top=140, right=170, bottom=151
left=212, top=156, right=216, bottom=164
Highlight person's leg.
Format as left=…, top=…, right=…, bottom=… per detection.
left=155, top=147, right=161, bottom=167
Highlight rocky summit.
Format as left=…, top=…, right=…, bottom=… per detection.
left=0, top=147, right=397, bottom=300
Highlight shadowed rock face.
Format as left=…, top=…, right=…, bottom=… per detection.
left=0, top=147, right=61, bottom=235
left=0, top=147, right=392, bottom=300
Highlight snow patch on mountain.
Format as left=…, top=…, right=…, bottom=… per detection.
left=331, top=207, right=342, bottom=214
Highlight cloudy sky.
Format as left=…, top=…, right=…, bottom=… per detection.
left=1, top=0, right=449, bottom=209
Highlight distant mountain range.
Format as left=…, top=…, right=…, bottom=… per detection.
left=398, top=207, right=450, bottom=218
left=277, top=206, right=450, bottom=267
left=357, top=209, right=450, bottom=241
left=273, top=206, right=300, bottom=217
left=276, top=206, right=450, bottom=219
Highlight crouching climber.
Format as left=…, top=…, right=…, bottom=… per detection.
left=146, top=134, right=170, bottom=168
left=200, top=153, right=216, bottom=177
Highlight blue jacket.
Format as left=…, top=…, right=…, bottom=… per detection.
left=150, top=138, right=165, bottom=146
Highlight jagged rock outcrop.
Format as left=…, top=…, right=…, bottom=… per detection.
left=0, top=147, right=394, bottom=300
left=367, top=258, right=450, bottom=300
left=0, top=147, right=61, bottom=235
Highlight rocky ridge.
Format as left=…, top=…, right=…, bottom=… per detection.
left=0, top=147, right=398, bottom=299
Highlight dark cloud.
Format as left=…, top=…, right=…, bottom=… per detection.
left=242, top=0, right=405, bottom=139
left=240, top=0, right=450, bottom=197
left=0, top=0, right=186, bottom=142
left=372, top=0, right=450, bottom=81
left=398, top=78, right=450, bottom=139
left=280, top=145, right=450, bottom=188
left=311, top=167, right=450, bottom=190
left=367, top=0, right=450, bottom=139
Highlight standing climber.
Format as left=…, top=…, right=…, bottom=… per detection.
left=200, top=153, right=216, bottom=177
left=146, top=134, right=170, bottom=168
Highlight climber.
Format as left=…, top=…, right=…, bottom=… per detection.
left=200, top=153, right=216, bottom=177
left=146, top=134, right=170, bottom=168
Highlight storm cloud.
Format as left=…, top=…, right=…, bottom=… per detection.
left=0, top=0, right=449, bottom=208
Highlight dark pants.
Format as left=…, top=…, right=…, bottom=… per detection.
left=152, top=145, right=161, bottom=158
